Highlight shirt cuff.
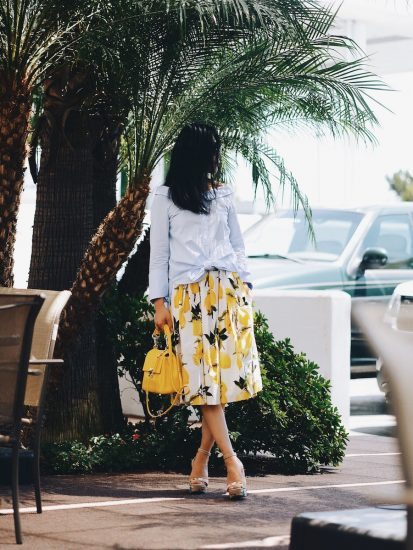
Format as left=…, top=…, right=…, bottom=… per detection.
left=148, top=269, right=169, bottom=302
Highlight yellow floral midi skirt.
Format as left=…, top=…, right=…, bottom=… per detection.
left=171, top=270, right=262, bottom=406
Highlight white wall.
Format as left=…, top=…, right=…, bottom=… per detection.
left=252, top=290, right=352, bottom=426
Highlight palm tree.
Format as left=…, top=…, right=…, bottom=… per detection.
left=58, top=0, right=384, bottom=350
left=26, top=0, right=384, bottom=440
left=30, top=0, right=312, bottom=439
left=0, top=0, right=95, bottom=286
left=28, top=0, right=334, bottom=335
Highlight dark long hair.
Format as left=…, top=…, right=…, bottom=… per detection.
left=164, top=123, right=221, bottom=214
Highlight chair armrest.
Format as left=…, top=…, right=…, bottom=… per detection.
left=28, top=369, right=42, bottom=376
left=29, top=359, right=64, bottom=365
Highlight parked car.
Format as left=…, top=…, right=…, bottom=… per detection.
left=243, top=204, right=413, bottom=375
left=376, top=280, right=413, bottom=399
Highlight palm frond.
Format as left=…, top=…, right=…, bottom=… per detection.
left=103, top=1, right=386, bottom=215
left=222, top=133, right=313, bottom=231
left=0, top=0, right=98, bottom=87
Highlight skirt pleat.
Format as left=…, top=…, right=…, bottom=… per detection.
left=171, top=270, right=262, bottom=405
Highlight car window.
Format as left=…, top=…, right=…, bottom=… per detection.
left=301, top=218, right=355, bottom=256
left=244, top=210, right=363, bottom=261
left=361, top=214, right=413, bottom=269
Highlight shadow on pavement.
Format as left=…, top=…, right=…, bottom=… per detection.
left=352, top=425, right=396, bottom=437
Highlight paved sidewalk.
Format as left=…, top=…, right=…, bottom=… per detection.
left=0, top=430, right=403, bottom=549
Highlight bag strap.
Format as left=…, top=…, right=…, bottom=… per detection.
left=152, top=325, right=173, bottom=354
left=145, top=385, right=191, bottom=419
left=163, top=324, right=173, bottom=355
left=145, top=389, right=183, bottom=419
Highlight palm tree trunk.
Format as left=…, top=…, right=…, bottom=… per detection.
left=0, top=80, right=31, bottom=287
left=58, top=181, right=150, bottom=352
left=28, top=100, right=103, bottom=441
left=28, top=114, right=94, bottom=289
left=117, top=229, right=150, bottom=296
left=26, top=65, right=135, bottom=441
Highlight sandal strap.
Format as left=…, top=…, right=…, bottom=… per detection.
left=190, top=477, right=209, bottom=485
left=198, top=447, right=211, bottom=457
left=227, top=480, right=246, bottom=489
left=223, top=452, right=237, bottom=461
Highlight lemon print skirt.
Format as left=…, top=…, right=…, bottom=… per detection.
left=171, top=270, right=262, bottom=406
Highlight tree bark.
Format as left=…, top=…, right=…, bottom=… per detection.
left=0, top=79, right=31, bottom=287
left=28, top=112, right=95, bottom=289
left=92, top=117, right=125, bottom=433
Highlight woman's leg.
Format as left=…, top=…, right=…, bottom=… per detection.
left=200, top=405, right=232, bottom=455
left=200, top=412, right=215, bottom=451
left=199, top=404, right=244, bottom=485
left=190, top=405, right=223, bottom=478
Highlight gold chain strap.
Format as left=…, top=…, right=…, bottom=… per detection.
left=145, top=390, right=182, bottom=419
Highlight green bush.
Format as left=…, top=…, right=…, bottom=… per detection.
left=100, top=289, right=174, bottom=418
left=42, top=441, right=98, bottom=474
left=42, top=418, right=200, bottom=475
left=100, top=290, right=155, bottom=396
left=43, top=289, right=347, bottom=475
left=226, top=312, right=348, bottom=473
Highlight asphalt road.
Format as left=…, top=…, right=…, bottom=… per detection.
left=0, top=397, right=402, bottom=550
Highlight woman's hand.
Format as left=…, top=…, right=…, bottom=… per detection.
left=153, top=298, right=173, bottom=332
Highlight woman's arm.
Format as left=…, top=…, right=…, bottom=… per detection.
left=228, top=197, right=252, bottom=287
left=149, top=194, right=173, bottom=330
left=149, top=194, right=170, bottom=302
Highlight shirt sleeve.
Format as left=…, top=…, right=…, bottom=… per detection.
left=148, top=194, right=170, bottom=301
left=228, top=196, right=252, bottom=283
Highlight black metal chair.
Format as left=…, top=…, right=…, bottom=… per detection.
left=0, top=290, right=68, bottom=517
left=0, top=296, right=45, bottom=544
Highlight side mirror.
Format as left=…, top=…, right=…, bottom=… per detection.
left=358, top=247, right=388, bottom=276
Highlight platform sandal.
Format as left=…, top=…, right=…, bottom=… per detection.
left=189, top=448, right=211, bottom=494
left=223, top=452, right=247, bottom=499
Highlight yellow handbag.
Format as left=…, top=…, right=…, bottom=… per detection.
left=142, top=325, right=186, bottom=418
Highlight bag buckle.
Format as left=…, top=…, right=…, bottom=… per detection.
left=152, top=332, right=161, bottom=348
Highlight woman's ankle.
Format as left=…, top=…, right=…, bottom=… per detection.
left=224, top=455, right=243, bottom=472
left=191, top=451, right=209, bottom=478
left=225, top=457, right=245, bottom=485
left=194, top=448, right=210, bottom=465
left=223, top=451, right=239, bottom=464
left=198, top=447, right=211, bottom=457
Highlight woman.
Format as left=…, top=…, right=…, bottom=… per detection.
left=149, top=123, right=262, bottom=499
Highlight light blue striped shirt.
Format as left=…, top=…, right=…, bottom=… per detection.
left=148, top=185, right=251, bottom=302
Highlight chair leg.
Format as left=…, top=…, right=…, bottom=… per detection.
left=406, top=506, right=413, bottom=550
left=33, top=426, right=42, bottom=514
left=11, top=444, right=23, bottom=544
